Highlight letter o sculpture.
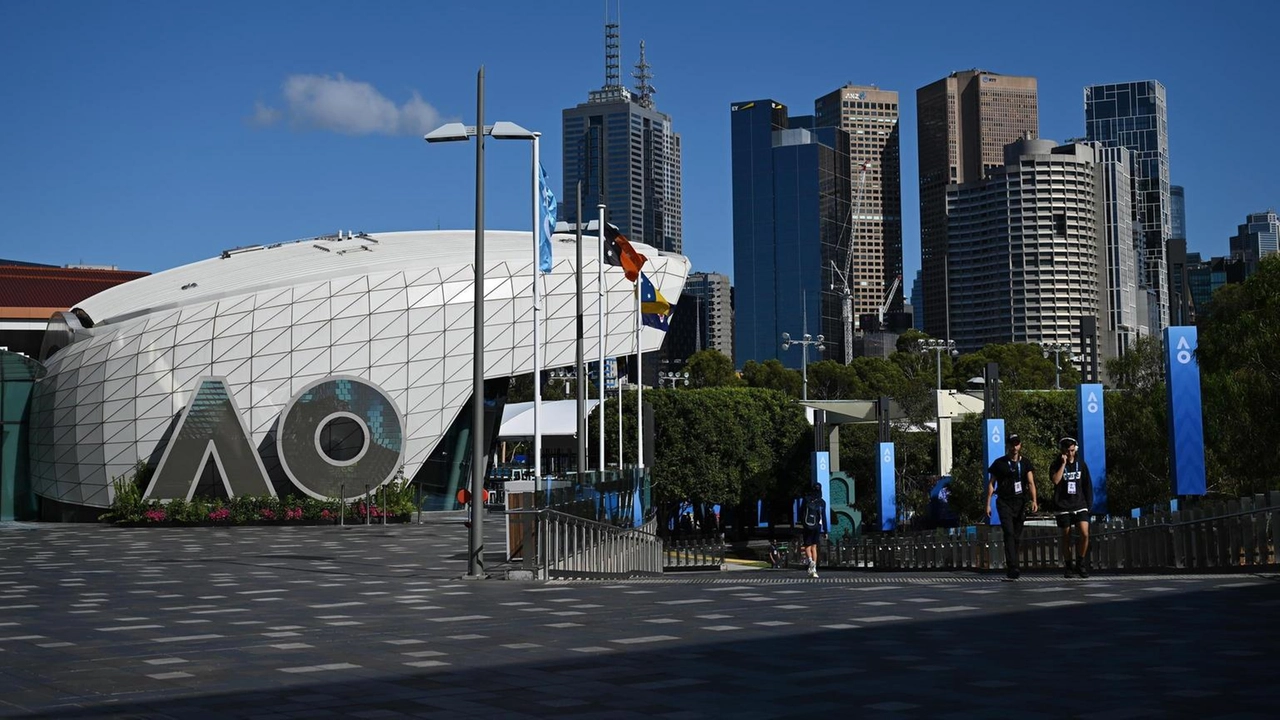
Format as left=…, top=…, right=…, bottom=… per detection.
left=277, top=376, right=405, bottom=501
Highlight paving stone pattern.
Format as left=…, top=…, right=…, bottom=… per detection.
left=1, top=521, right=1278, bottom=718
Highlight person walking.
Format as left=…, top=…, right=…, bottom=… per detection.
left=799, top=483, right=828, bottom=578
left=985, top=433, right=1038, bottom=580
left=1051, top=437, right=1094, bottom=578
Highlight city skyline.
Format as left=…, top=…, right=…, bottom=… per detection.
left=4, top=1, right=1278, bottom=294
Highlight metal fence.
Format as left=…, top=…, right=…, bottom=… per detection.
left=508, top=508, right=663, bottom=580
left=663, top=535, right=727, bottom=570
left=786, top=491, right=1279, bottom=572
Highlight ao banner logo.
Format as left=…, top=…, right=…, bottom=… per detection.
left=1175, top=336, right=1193, bottom=365
left=1086, top=390, right=1100, bottom=415
left=142, top=376, right=405, bottom=503
left=990, top=426, right=1002, bottom=445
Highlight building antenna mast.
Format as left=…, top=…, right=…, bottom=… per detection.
left=604, top=1, right=621, bottom=88
left=633, top=40, right=655, bottom=108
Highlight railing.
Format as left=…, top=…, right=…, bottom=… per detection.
left=508, top=508, right=663, bottom=580
left=664, top=534, right=727, bottom=570
left=787, top=491, right=1280, bottom=572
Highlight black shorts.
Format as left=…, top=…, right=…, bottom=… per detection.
left=802, top=528, right=822, bottom=547
left=1056, top=508, right=1090, bottom=528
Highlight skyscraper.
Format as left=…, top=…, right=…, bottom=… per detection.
left=814, top=85, right=903, bottom=332
left=1085, top=80, right=1171, bottom=328
left=1096, top=145, right=1146, bottom=354
left=665, top=272, right=734, bottom=365
left=1168, top=185, right=1192, bottom=325
left=562, top=24, right=683, bottom=253
left=730, top=99, right=850, bottom=368
left=946, top=138, right=1102, bottom=354
left=1230, top=210, right=1280, bottom=267
left=917, top=70, right=1039, bottom=339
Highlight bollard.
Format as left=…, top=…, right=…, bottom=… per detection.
left=381, top=484, right=387, bottom=526
left=339, top=484, right=345, bottom=527
left=417, top=485, right=422, bottom=525
left=365, top=484, right=371, bottom=526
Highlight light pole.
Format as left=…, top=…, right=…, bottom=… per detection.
left=424, top=70, right=539, bottom=581
left=658, top=371, right=690, bottom=389
left=919, top=338, right=958, bottom=389
left=781, top=332, right=825, bottom=401
left=1041, top=343, right=1079, bottom=390
left=549, top=368, right=575, bottom=395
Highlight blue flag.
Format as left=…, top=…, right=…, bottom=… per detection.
left=639, top=271, right=671, bottom=331
left=538, top=164, right=556, bottom=273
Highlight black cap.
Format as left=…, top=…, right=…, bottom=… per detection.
left=1060, top=437, right=1078, bottom=450
left=1008, top=433, right=1021, bottom=446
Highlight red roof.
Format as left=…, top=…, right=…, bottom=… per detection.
left=0, top=264, right=149, bottom=310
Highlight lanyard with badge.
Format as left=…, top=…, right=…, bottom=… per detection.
left=1066, top=461, right=1078, bottom=495
left=1010, top=459, right=1023, bottom=495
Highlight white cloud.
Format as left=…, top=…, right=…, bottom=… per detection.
left=248, top=100, right=282, bottom=127
left=273, top=73, right=447, bottom=136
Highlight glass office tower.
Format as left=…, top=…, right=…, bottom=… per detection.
left=1085, top=80, right=1171, bottom=328
left=730, top=99, right=850, bottom=368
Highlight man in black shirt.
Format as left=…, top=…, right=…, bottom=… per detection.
left=1051, top=437, right=1093, bottom=578
left=985, top=433, right=1038, bottom=579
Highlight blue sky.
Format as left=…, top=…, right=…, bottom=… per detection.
left=4, top=0, right=1277, bottom=286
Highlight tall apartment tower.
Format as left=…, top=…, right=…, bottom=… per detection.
left=814, top=85, right=903, bottom=331
left=946, top=139, right=1104, bottom=355
left=730, top=99, right=850, bottom=368
left=1084, top=80, right=1170, bottom=329
left=1096, top=145, right=1146, bottom=355
left=1230, top=210, right=1280, bottom=267
left=917, top=70, right=1039, bottom=339
left=665, top=272, right=734, bottom=365
left=562, top=24, right=683, bottom=253
left=1167, top=185, right=1192, bottom=325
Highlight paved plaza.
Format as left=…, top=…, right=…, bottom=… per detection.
left=1, top=520, right=1278, bottom=719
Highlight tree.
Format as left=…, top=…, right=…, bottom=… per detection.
left=685, top=349, right=742, bottom=389
left=1198, top=254, right=1280, bottom=495
left=954, top=343, right=1075, bottom=390
left=741, top=359, right=802, bottom=398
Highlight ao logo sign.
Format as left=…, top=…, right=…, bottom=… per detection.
left=1176, top=336, right=1193, bottom=364
left=882, top=448, right=893, bottom=464
left=990, top=427, right=1002, bottom=445
left=142, top=375, right=405, bottom=503
left=1086, top=390, right=1100, bottom=415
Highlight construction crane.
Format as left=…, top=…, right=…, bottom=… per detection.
left=874, top=273, right=903, bottom=332
left=830, top=161, right=872, bottom=364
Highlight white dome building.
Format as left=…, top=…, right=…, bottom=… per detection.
left=29, top=229, right=689, bottom=514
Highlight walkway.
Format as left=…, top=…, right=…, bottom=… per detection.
left=1, top=522, right=1277, bottom=718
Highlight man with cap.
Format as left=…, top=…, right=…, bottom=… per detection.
left=1051, top=437, right=1093, bottom=577
left=985, top=433, right=1038, bottom=580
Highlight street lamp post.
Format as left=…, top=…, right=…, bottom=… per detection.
left=919, top=338, right=958, bottom=389
left=424, top=69, right=540, bottom=580
left=1041, top=343, right=1078, bottom=390
left=657, top=371, right=690, bottom=389
left=781, top=332, right=825, bottom=401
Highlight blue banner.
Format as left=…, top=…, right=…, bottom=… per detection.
left=983, top=419, right=1005, bottom=525
left=811, top=451, right=831, bottom=530
left=1077, top=383, right=1107, bottom=515
left=878, top=443, right=896, bottom=531
left=1164, top=327, right=1206, bottom=496
left=538, top=164, right=556, bottom=274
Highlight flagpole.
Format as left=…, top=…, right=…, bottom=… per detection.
left=617, top=371, right=623, bottom=467
left=531, top=133, right=542, bottom=489
left=574, top=182, right=586, bottom=482
left=597, top=204, right=606, bottom=474
left=635, top=279, right=643, bottom=471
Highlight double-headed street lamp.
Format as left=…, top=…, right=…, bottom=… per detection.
left=781, top=331, right=824, bottom=401
left=658, top=371, right=690, bottom=388
left=1041, top=342, right=1080, bottom=390
left=424, top=68, right=540, bottom=581
left=919, top=338, right=958, bottom=389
